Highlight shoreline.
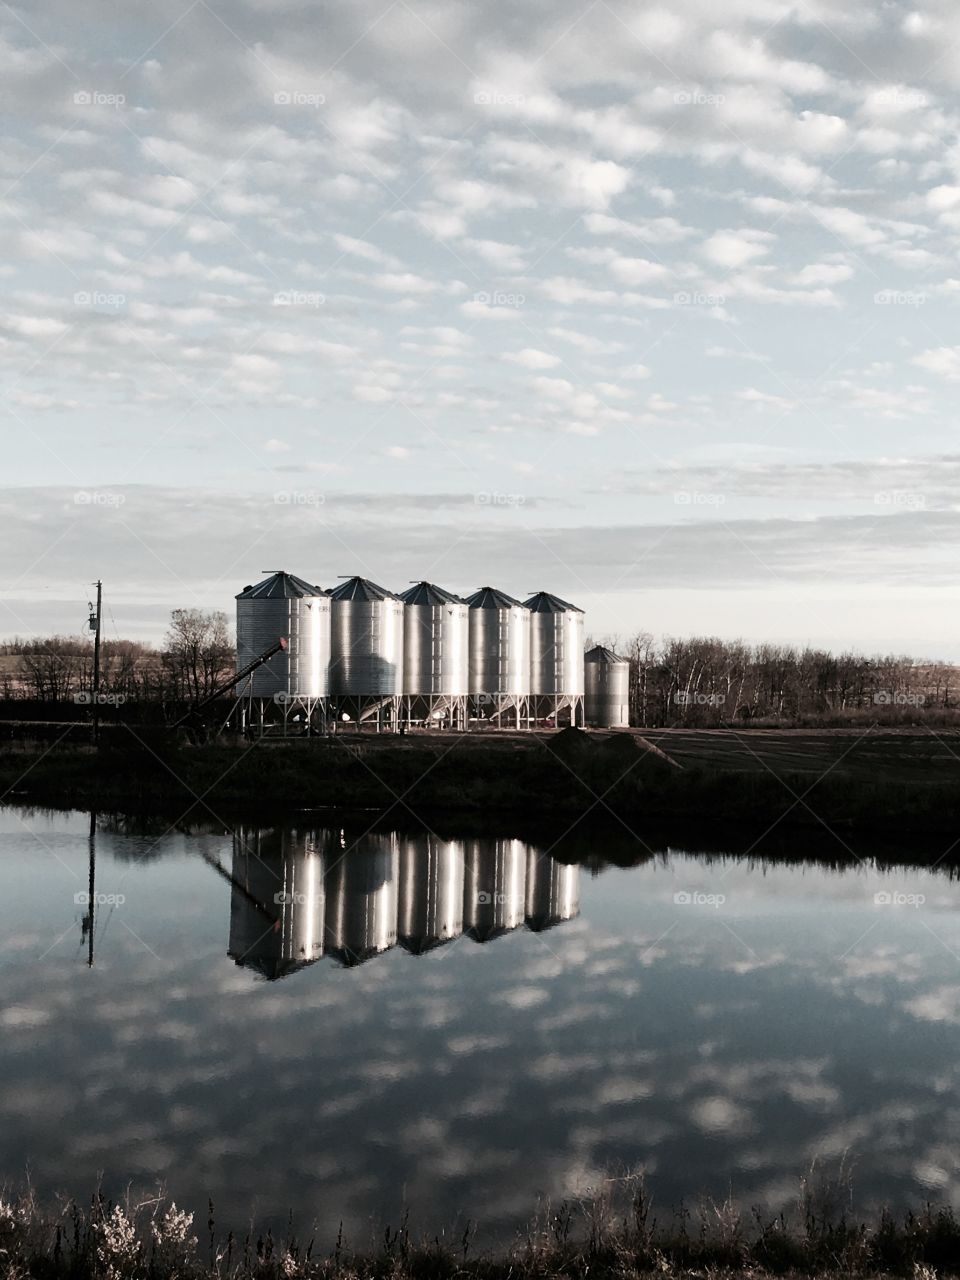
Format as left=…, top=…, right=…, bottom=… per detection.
left=2, top=1177, right=960, bottom=1279
left=3, top=726, right=960, bottom=854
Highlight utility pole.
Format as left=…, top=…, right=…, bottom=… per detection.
left=90, top=580, right=102, bottom=745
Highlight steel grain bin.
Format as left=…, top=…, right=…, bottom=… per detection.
left=236, top=571, right=330, bottom=699
left=324, top=832, right=399, bottom=965
left=462, top=837, right=527, bottom=942
left=465, top=587, right=530, bottom=699
left=229, top=826, right=326, bottom=979
left=398, top=834, right=465, bottom=954
left=327, top=576, right=404, bottom=697
left=398, top=582, right=469, bottom=696
left=584, top=645, right=630, bottom=727
left=524, top=592, right=585, bottom=697
left=524, top=847, right=580, bottom=932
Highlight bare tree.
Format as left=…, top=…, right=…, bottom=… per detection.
left=161, top=609, right=233, bottom=702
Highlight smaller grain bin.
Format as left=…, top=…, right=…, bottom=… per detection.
left=584, top=645, right=630, bottom=728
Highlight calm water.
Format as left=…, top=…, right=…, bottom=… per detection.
left=2, top=807, right=960, bottom=1241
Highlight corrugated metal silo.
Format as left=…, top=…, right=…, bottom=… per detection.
left=584, top=645, right=630, bottom=728
left=397, top=581, right=469, bottom=728
left=462, top=837, right=527, bottom=942
left=327, top=576, right=405, bottom=730
left=235, top=571, right=330, bottom=703
left=524, top=591, right=585, bottom=727
left=524, top=848, right=580, bottom=932
left=398, top=834, right=464, bottom=954
left=465, top=587, right=530, bottom=728
left=324, top=831, right=399, bottom=965
left=228, top=826, right=326, bottom=979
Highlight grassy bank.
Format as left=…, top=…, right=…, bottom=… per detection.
left=3, top=1178, right=960, bottom=1280
left=3, top=726, right=960, bottom=843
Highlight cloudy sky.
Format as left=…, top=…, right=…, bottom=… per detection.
left=5, top=0, right=960, bottom=651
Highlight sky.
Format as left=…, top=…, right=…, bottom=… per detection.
left=4, top=0, right=960, bottom=653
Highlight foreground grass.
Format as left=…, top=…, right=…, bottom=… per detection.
left=3, top=726, right=960, bottom=841
left=4, top=1178, right=960, bottom=1280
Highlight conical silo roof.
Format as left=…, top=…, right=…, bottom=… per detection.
left=465, top=586, right=525, bottom=609
left=398, top=582, right=466, bottom=606
left=327, top=575, right=402, bottom=602
left=523, top=591, right=584, bottom=614
left=236, top=572, right=325, bottom=600
left=585, top=644, right=627, bottom=664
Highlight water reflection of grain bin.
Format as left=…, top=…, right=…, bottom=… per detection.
left=462, top=838, right=527, bottom=942
left=235, top=572, right=330, bottom=699
left=397, top=582, right=469, bottom=729
left=398, top=835, right=465, bottom=954
left=524, top=848, right=581, bottom=932
left=465, top=587, right=530, bottom=728
left=229, top=827, right=326, bottom=979
left=324, top=833, right=399, bottom=965
left=524, top=591, right=585, bottom=727
left=584, top=645, right=630, bottom=728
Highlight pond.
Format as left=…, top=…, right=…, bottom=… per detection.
left=1, top=807, right=959, bottom=1242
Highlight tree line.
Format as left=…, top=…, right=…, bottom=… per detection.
left=593, top=633, right=959, bottom=727
left=0, top=610, right=232, bottom=705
